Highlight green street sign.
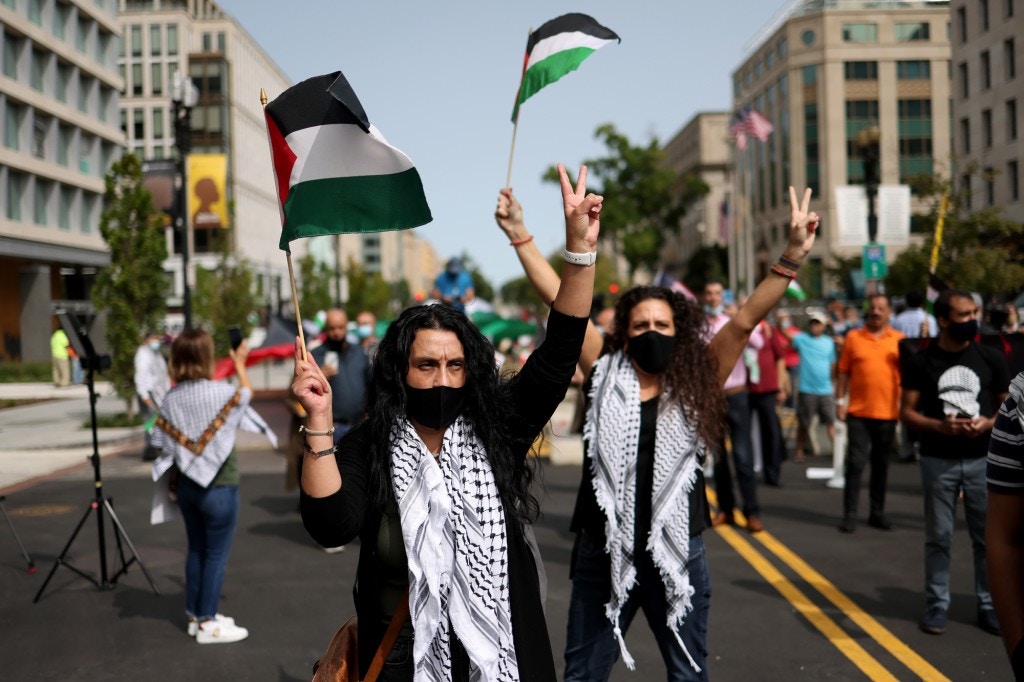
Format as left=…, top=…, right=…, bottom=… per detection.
left=862, top=243, right=887, bottom=280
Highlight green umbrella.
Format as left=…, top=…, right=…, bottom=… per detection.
left=477, top=318, right=537, bottom=344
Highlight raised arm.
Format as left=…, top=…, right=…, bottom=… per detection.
left=709, top=187, right=818, bottom=386
left=495, top=169, right=604, bottom=374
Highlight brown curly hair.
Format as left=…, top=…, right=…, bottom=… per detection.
left=608, top=286, right=726, bottom=447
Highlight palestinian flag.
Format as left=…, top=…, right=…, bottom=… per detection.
left=785, top=280, right=807, bottom=301
left=264, top=72, right=431, bottom=251
left=511, top=13, right=620, bottom=122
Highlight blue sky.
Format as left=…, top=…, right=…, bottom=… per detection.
left=216, top=1, right=789, bottom=286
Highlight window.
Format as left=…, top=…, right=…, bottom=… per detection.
left=30, top=49, right=45, bottom=91
left=1008, top=0, right=1016, bottom=18
left=153, top=108, right=164, bottom=139
left=5, top=100, right=22, bottom=150
left=895, top=22, right=930, bottom=41
left=843, top=23, right=877, bottom=42
left=957, top=6, right=968, bottom=41
left=981, top=0, right=990, bottom=30
left=58, top=185, right=73, bottom=230
left=899, top=99, right=934, bottom=182
left=981, top=51, right=991, bottom=89
left=982, top=108, right=993, bottom=147
left=32, top=114, right=48, bottom=158
left=962, top=174, right=973, bottom=210
left=151, top=62, right=163, bottom=95
left=56, top=63, right=70, bottom=103
left=1009, top=99, right=1018, bottom=140
left=961, top=117, right=971, bottom=154
left=216, top=32, right=225, bottom=52
left=6, top=172, right=25, bottom=220
left=82, top=193, right=95, bottom=233
left=130, top=25, right=142, bottom=56
left=34, top=179, right=50, bottom=225
left=959, top=61, right=970, bottom=97
left=76, top=18, right=89, bottom=53
left=1009, top=160, right=1020, bottom=201
left=1006, top=39, right=1016, bottom=80
left=801, top=29, right=815, bottom=46
left=202, top=32, right=212, bottom=52
left=802, top=64, right=817, bottom=85
left=78, top=76, right=91, bottom=113
left=132, top=63, right=143, bottom=96
left=4, top=35, right=20, bottom=79
left=897, top=60, right=931, bottom=80
left=150, top=25, right=161, bottom=56
left=28, top=0, right=42, bottom=25
left=54, top=3, right=68, bottom=40
left=167, top=24, right=178, bottom=55
left=844, top=61, right=878, bottom=80
left=133, top=108, right=144, bottom=140
left=778, top=37, right=788, bottom=59
left=57, top=125, right=70, bottom=166
left=984, top=167, right=995, bottom=205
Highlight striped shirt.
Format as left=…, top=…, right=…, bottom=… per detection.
left=987, top=372, right=1024, bottom=494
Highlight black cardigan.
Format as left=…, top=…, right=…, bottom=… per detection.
left=301, top=308, right=587, bottom=681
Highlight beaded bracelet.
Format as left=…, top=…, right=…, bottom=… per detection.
left=778, top=255, right=802, bottom=271
left=770, top=264, right=797, bottom=280
left=304, top=440, right=338, bottom=458
left=510, top=235, right=534, bottom=247
left=299, top=424, right=335, bottom=436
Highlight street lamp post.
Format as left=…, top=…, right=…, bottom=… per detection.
left=857, top=124, right=881, bottom=294
left=171, top=70, right=198, bottom=331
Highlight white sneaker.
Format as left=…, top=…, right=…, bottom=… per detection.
left=187, top=613, right=235, bottom=637
left=195, top=620, right=248, bottom=644
left=323, top=545, right=346, bottom=554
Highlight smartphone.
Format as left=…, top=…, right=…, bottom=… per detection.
left=228, top=326, right=244, bottom=350
left=323, top=350, right=339, bottom=370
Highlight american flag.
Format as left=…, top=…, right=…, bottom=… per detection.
left=729, top=106, right=774, bottom=150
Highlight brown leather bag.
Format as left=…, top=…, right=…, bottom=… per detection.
left=312, top=590, right=409, bottom=682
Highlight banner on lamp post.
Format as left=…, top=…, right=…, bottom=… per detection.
left=834, top=184, right=911, bottom=248
left=187, top=153, right=229, bottom=229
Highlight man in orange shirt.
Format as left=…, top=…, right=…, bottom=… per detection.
left=836, top=294, right=904, bottom=533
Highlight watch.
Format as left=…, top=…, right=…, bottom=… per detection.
left=561, top=248, right=597, bottom=267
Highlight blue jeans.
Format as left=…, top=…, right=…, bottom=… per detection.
left=919, top=456, right=991, bottom=612
left=714, top=391, right=760, bottom=517
left=564, top=533, right=711, bottom=682
left=176, top=477, right=240, bottom=619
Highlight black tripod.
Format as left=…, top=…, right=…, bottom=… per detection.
left=0, top=495, right=35, bottom=573
left=34, top=313, right=159, bottom=602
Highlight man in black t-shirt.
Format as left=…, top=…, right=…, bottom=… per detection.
left=901, top=289, right=1010, bottom=637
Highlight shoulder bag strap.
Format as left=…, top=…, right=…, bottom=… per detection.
left=363, top=587, right=410, bottom=682
left=154, top=390, right=242, bottom=457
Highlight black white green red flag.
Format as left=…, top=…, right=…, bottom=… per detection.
left=511, top=13, right=620, bottom=123
left=264, top=72, right=432, bottom=252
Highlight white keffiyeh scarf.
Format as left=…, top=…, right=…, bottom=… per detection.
left=583, top=352, right=705, bottom=673
left=390, top=417, right=519, bottom=682
left=1011, top=371, right=1024, bottom=431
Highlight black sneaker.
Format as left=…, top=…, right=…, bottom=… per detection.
left=919, top=606, right=947, bottom=634
left=838, top=516, right=856, bottom=534
left=977, top=608, right=1001, bottom=636
left=868, top=515, right=894, bottom=531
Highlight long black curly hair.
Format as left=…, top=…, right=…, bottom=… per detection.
left=364, top=304, right=539, bottom=526
left=607, top=286, right=726, bottom=447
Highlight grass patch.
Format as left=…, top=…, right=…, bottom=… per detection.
left=85, top=413, right=144, bottom=429
left=0, top=398, right=52, bottom=410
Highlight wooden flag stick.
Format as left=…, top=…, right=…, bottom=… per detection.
left=261, top=86, right=307, bottom=361
left=505, top=116, right=520, bottom=190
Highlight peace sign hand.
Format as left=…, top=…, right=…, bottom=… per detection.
left=787, top=186, right=819, bottom=257
left=559, top=164, right=602, bottom=254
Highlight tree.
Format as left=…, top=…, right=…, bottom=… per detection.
left=886, top=171, right=1024, bottom=298
left=91, top=154, right=168, bottom=411
left=543, top=124, right=708, bottom=276
left=297, top=253, right=334, bottom=316
left=683, top=244, right=728, bottom=294
left=344, top=257, right=394, bottom=319
left=192, top=230, right=261, bottom=359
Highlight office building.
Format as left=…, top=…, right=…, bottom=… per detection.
left=729, top=0, right=952, bottom=296
left=1, top=0, right=123, bottom=362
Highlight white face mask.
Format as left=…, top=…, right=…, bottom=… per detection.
left=149, top=340, right=161, bottom=351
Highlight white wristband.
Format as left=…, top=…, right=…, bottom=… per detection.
left=561, top=248, right=597, bottom=267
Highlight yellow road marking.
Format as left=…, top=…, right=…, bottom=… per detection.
left=714, top=523, right=899, bottom=681
left=706, top=486, right=950, bottom=682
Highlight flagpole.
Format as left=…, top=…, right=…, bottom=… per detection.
left=505, top=27, right=532, bottom=189
left=261, top=87, right=308, bottom=361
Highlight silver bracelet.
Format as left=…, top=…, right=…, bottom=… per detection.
left=561, top=248, right=597, bottom=267
left=304, top=440, right=338, bottom=458
left=299, top=424, right=335, bottom=436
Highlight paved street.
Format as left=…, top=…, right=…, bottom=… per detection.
left=0, top=392, right=1014, bottom=680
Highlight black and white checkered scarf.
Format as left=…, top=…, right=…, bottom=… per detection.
left=583, top=352, right=704, bottom=673
left=390, top=417, right=518, bottom=682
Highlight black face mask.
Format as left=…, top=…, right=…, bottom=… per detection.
left=946, top=319, right=979, bottom=343
left=325, top=337, right=347, bottom=352
left=626, top=330, right=676, bottom=375
left=404, top=385, right=466, bottom=430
